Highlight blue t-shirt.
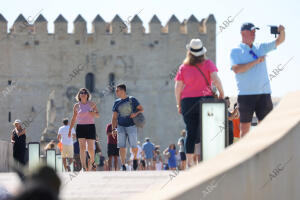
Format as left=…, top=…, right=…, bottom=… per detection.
left=230, top=41, right=276, bottom=95
left=112, top=96, right=140, bottom=127
left=142, top=142, right=155, bottom=159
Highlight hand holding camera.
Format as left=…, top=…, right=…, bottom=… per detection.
left=270, top=25, right=285, bottom=37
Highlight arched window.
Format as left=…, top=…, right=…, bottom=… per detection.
left=85, top=73, right=95, bottom=93
left=108, top=73, right=115, bottom=92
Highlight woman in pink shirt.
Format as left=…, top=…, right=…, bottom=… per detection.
left=68, top=88, right=100, bottom=171
left=174, top=39, right=224, bottom=167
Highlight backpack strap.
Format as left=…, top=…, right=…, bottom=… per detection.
left=193, top=64, right=212, bottom=91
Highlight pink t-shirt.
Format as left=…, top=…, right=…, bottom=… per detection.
left=174, top=59, right=218, bottom=99
left=76, top=101, right=95, bottom=124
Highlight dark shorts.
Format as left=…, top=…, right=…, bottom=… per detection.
left=238, top=94, right=273, bottom=123
left=76, top=124, right=96, bottom=140
left=180, top=152, right=186, bottom=161
left=107, top=144, right=119, bottom=157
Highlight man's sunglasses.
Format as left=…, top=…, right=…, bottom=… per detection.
left=249, top=50, right=258, bottom=59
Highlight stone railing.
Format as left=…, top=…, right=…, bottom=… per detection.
left=132, top=91, right=300, bottom=200
left=0, top=140, right=13, bottom=172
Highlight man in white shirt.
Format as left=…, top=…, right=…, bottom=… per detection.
left=57, top=118, right=76, bottom=171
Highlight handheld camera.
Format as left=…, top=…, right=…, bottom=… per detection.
left=270, top=26, right=280, bottom=38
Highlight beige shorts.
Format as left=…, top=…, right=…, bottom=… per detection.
left=62, top=145, right=74, bottom=158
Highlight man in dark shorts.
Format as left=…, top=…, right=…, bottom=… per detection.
left=106, top=123, right=119, bottom=171
left=230, top=23, right=285, bottom=137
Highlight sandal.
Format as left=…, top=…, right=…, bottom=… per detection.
left=92, top=162, right=97, bottom=170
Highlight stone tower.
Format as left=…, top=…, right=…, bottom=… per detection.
left=0, top=13, right=216, bottom=153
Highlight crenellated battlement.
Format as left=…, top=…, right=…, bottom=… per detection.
left=0, top=13, right=216, bottom=37
left=0, top=13, right=217, bottom=149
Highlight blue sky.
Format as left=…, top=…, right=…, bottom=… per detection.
left=1, top=0, right=299, bottom=97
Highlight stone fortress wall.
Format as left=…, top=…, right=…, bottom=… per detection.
left=0, top=13, right=216, bottom=152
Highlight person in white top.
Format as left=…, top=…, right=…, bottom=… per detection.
left=57, top=118, right=76, bottom=171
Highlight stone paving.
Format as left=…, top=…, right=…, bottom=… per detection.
left=0, top=170, right=180, bottom=200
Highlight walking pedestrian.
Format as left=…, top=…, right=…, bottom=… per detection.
left=154, top=150, right=163, bottom=170
left=174, top=38, right=224, bottom=167
left=163, top=144, right=177, bottom=170
left=111, top=84, right=144, bottom=171
left=177, top=130, right=186, bottom=170
left=225, top=97, right=239, bottom=145
left=57, top=118, right=76, bottom=171
left=11, top=119, right=26, bottom=166
left=106, top=123, right=119, bottom=171
left=232, top=103, right=241, bottom=142
left=142, top=138, right=155, bottom=170
left=68, top=88, right=100, bottom=171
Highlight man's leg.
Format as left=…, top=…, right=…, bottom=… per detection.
left=256, top=94, right=274, bottom=124
left=152, top=160, right=156, bottom=170
left=119, top=148, right=126, bottom=166
left=67, top=145, right=74, bottom=171
left=108, top=156, right=112, bottom=171
left=180, top=152, right=187, bottom=170
left=68, top=158, right=73, bottom=170
left=127, top=126, right=138, bottom=170
left=238, top=95, right=256, bottom=137
left=117, top=126, right=127, bottom=170
left=240, top=122, right=251, bottom=137
left=113, top=156, right=118, bottom=171
left=144, top=159, right=149, bottom=170
left=131, top=148, right=138, bottom=159
left=62, top=157, right=68, bottom=171
left=182, top=160, right=186, bottom=170
left=107, top=144, right=112, bottom=171
left=131, top=147, right=138, bottom=170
